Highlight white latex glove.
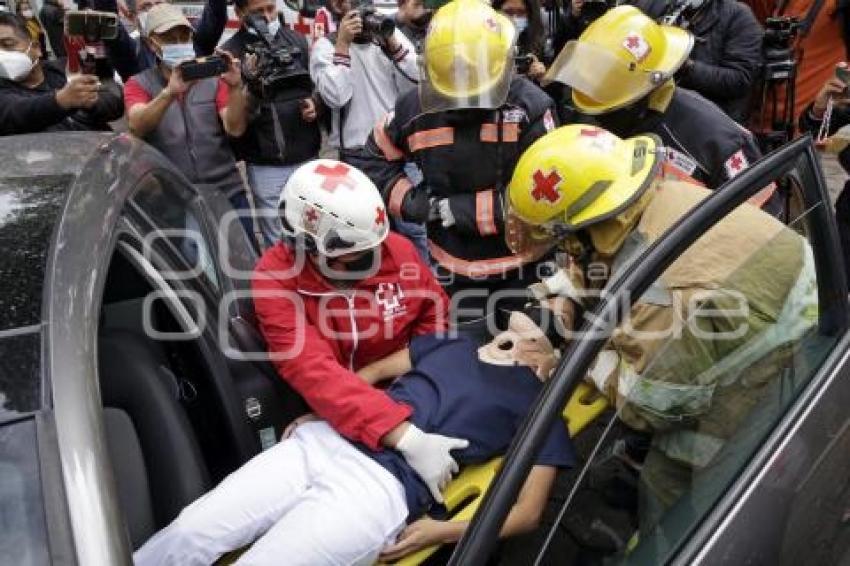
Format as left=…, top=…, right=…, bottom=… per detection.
left=396, top=424, right=469, bottom=503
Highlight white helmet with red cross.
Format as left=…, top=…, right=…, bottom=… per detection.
left=279, top=159, right=390, bottom=257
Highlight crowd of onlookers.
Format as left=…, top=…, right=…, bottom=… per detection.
left=1, top=0, right=850, bottom=252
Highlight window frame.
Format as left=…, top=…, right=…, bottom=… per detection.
left=122, top=170, right=228, bottom=310
left=450, top=135, right=849, bottom=564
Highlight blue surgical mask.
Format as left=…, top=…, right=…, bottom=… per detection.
left=160, top=42, right=194, bottom=68
left=512, top=16, right=528, bottom=33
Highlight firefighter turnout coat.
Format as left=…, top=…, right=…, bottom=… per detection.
left=353, top=77, right=559, bottom=284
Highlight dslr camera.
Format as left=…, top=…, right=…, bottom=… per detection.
left=357, top=6, right=395, bottom=43
left=242, top=14, right=310, bottom=97
left=64, top=10, right=118, bottom=79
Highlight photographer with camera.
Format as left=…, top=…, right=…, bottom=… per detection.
left=310, top=0, right=418, bottom=158
left=221, top=0, right=321, bottom=247
left=0, top=12, right=123, bottom=135
left=125, top=5, right=250, bottom=218
left=494, top=0, right=548, bottom=82
left=91, top=0, right=227, bottom=80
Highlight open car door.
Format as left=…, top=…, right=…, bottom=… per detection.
left=450, top=135, right=850, bottom=565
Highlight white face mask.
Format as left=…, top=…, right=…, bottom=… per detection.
left=512, top=15, right=528, bottom=33
left=21, top=8, right=33, bottom=17
left=159, top=42, right=194, bottom=68
left=0, top=45, right=34, bottom=81
left=267, top=17, right=281, bottom=37
left=246, top=15, right=281, bottom=37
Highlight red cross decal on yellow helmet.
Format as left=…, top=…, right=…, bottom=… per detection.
left=531, top=169, right=563, bottom=204
left=375, top=206, right=386, bottom=226
left=315, top=163, right=356, bottom=192
left=622, top=32, right=651, bottom=62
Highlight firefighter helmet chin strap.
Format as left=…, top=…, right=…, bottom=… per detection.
left=586, top=181, right=656, bottom=256
left=648, top=78, right=676, bottom=112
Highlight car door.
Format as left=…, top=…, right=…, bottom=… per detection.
left=124, top=169, right=308, bottom=459
left=450, top=135, right=850, bottom=565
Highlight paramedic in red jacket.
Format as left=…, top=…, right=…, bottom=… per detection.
left=252, top=159, right=464, bottom=502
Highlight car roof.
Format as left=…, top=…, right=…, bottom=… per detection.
left=0, top=133, right=139, bottom=421
left=0, top=133, right=121, bottom=331
left=0, top=132, right=114, bottom=179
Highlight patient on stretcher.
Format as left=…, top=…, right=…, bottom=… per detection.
left=134, top=312, right=576, bottom=566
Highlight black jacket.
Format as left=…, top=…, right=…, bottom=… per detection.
left=592, top=87, right=763, bottom=190
left=222, top=27, right=321, bottom=166
left=670, top=0, right=763, bottom=123
left=352, top=77, right=558, bottom=282
left=0, top=61, right=123, bottom=136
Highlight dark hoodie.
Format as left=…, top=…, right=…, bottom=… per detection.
left=0, top=60, right=123, bottom=136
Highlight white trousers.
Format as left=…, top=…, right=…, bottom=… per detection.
left=133, top=422, right=409, bottom=566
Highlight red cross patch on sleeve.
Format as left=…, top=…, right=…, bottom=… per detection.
left=723, top=149, right=749, bottom=179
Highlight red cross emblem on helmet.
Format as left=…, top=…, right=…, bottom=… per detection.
left=622, top=32, right=650, bottom=62
left=374, top=206, right=386, bottom=227
left=303, top=206, right=321, bottom=232
left=531, top=169, right=563, bottom=204
left=315, top=163, right=356, bottom=192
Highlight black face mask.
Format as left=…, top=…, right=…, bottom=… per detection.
left=312, top=248, right=381, bottom=281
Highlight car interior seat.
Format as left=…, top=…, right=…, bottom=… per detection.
left=99, top=328, right=212, bottom=547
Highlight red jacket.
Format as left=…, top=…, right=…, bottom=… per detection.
left=252, top=233, right=450, bottom=450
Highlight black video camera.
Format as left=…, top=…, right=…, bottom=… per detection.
left=763, top=16, right=800, bottom=50
left=357, top=6, right=395, bottom=43
left=754, top=16, right=802, bottom=153
left=243, top=14, right=310, bottom=97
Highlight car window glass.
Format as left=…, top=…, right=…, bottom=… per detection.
left=0, top=418, right=49, bottom=566
left=128, top=174, right=221, bottom=294
left=532, top=177, right=840, bottom=565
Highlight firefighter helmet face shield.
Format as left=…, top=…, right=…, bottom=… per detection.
left=504, top=200, right=565, bottom=256
left=420, top=0, right=516, bottom=113
left=544, top=41, right=669, bottom=113
left=543, top=5, right=693, bottom=114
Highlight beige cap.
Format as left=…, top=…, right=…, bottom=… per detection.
left=144, top=3, right=192, bottom=37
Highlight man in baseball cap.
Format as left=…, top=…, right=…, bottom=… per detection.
left=122, top=3, right=255, bottom=236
